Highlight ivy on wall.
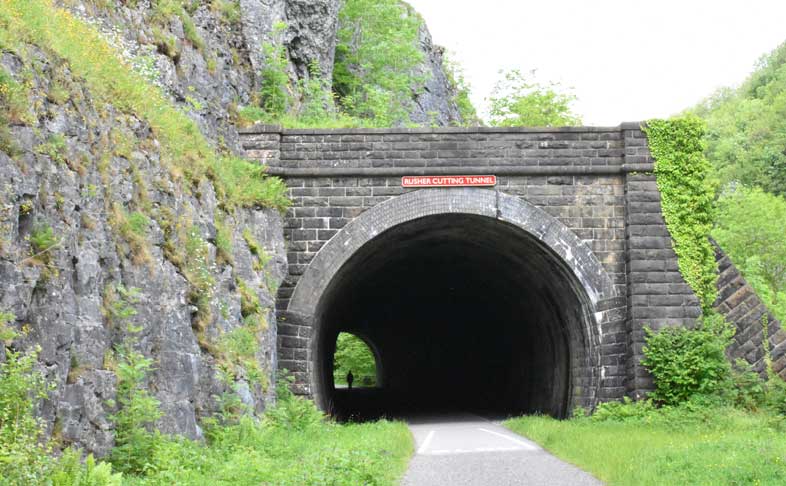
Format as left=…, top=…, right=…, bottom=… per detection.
left=645, top=117, right=718, bottom=313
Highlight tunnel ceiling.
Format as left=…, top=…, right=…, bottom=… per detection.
left=315, top=214, right=597, bottom=420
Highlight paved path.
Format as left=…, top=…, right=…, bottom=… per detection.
left=402, top=413, right=601, bottom=486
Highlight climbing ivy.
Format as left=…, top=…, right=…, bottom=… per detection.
left=645, top=117, right=718, bottom=312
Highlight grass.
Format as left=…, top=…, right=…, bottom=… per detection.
left=121, top=418, right=413, bottom=486
left=0, top=0, right=288, bottom=212
left=505, top=408, right=786, bottom=485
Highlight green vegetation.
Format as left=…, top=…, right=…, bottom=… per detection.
left=150, top=0, right=204, bottom=51
left=29, top=223, right=58, bottom=256
left=124, top=393, right=412, bottom=485
left=1, top=345, right=411, bottom=485
left=214, top=214, right=234, bottom=266
left=110, top=204, right=152, bottom=266
left=641, top=314, right=733, bottom=405
left=241, top=0, right=481, bottom=129
left=50, top=450, right=122, bottom=486
left=713, top=187, right=786, bottom=322
left=218, top=325, right=267, bottom=390
left=109, top=341, right=163, bottom=476
left=333, top=332, right=377, bottom=387
left=257, top=21, right=289, bottom=121
left=0, top=343, right=53, bottom=485
left=0, top=311, right=15, bottom=343
left=645, top=117, right=718, bottom=311
left=183, top=225, right=215, bottom=338
left=443, top=56, right=480, bottom=126
left=0, top=65, right=31, bottom=125
left=506, top=304, right=786, bottom=485
left=689, top=41, right=786, bottom=323
left=334, top=0, right=425, bottom=126
left=487, top=69, right=581, bottom=127
left=211, top=0, right=241, bottom=25
left=506, top=405, right=786, bottom=486
left=36, top=134, right=68, bottom=165
left=695, top=41, right=786, bottom=197
left=238, top=26, right=365, bottom=129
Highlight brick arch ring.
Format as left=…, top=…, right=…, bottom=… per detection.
left=285, top=187, right=622, bottom=409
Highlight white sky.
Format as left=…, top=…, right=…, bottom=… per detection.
left=406, top=0, right=786, bottom=125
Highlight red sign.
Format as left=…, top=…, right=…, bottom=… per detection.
left=401, top=175, right=497, bottom=188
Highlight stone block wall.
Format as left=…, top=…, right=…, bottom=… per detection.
left=714, top=242, right=786, bottom=379
left=239, top=124, right=704, bottom=401
left=622, top=126, right=703, bottom=395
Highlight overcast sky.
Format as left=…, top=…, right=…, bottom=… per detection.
left=406, top=0, right=786, bottom=125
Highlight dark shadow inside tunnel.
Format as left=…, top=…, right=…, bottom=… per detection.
left=314, top=214, right=597, bottom=421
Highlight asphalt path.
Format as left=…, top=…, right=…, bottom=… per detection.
left=401, top=413, right=601, bottom=486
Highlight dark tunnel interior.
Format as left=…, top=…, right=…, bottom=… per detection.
left=314, top=214, right=595, bottom=421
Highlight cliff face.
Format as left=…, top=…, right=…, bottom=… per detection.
left=409, top=22, right=463, bottom=126
left=0, top=41, right=287, bottom=455
left=62, top=0, right=460, bottom=142
left=0, top=0, right=462, bottom=457
left=63, top=0, right=342, bottom=151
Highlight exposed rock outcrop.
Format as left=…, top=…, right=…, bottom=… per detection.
left=409, top=22, right=463, bottom=126
left=0, top=44, right=285, bottom=456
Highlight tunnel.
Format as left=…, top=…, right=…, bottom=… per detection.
left=311, top=213, right=599, bottom=421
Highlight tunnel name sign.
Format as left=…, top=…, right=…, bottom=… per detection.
left=401, top=175, right=497, bottom=188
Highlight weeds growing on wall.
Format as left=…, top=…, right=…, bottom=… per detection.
left=645, top=116, right=718, bottom=312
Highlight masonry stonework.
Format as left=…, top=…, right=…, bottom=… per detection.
left=240, top=123, right=703, bottom=406
left=714, top=242, right=786, bottom=379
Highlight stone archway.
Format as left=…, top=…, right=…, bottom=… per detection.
left=284, top=188, right=620, bottom=417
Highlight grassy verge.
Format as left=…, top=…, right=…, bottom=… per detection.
left=505, top=408, right=786, bottom=485
left=123, top=418, right=413, bottom=486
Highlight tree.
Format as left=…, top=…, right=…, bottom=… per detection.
left=443, top=55, right=480, bottom=126
left=694, top=41, right=786, bottom=196
left=487, top=69, right=581, bottom=127
left=333, top=333, right=377, bottom=387
left=333, top=0, right=425, bottom=126
left=713, top=186, right=786, bottom=321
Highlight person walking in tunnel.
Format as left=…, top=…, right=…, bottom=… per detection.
left=347, top=370, right=354, bottom=390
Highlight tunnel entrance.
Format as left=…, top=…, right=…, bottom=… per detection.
left=314, top=213, right=598, bottom=421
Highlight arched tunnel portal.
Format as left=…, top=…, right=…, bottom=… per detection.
left=286, top=189, right=617, bottom=420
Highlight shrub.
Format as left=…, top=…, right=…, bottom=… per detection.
left=726, top=359, right=767, bottom=411
left=641, top=313, right=734, bottom=405
left=49, top=449, right=122, bottom=486
left=106, top=286, right=163, bottom=475
left=263, top=372, right=323, bottom=431
left=29, top=223, right=58, bottom=255
left=591, top=397, right=657, bottom=422
left=108, top=339, right=163, bottom=475
left=487, top=69, right=581, bottom=127
left=259, top=22, right=290, bottom=121
left=0, top=345, right=53, bottom=484
left=334, top=0, right=425, bottom=126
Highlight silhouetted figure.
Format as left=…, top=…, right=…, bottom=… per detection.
left=347, top=370, right=354, bottom=390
